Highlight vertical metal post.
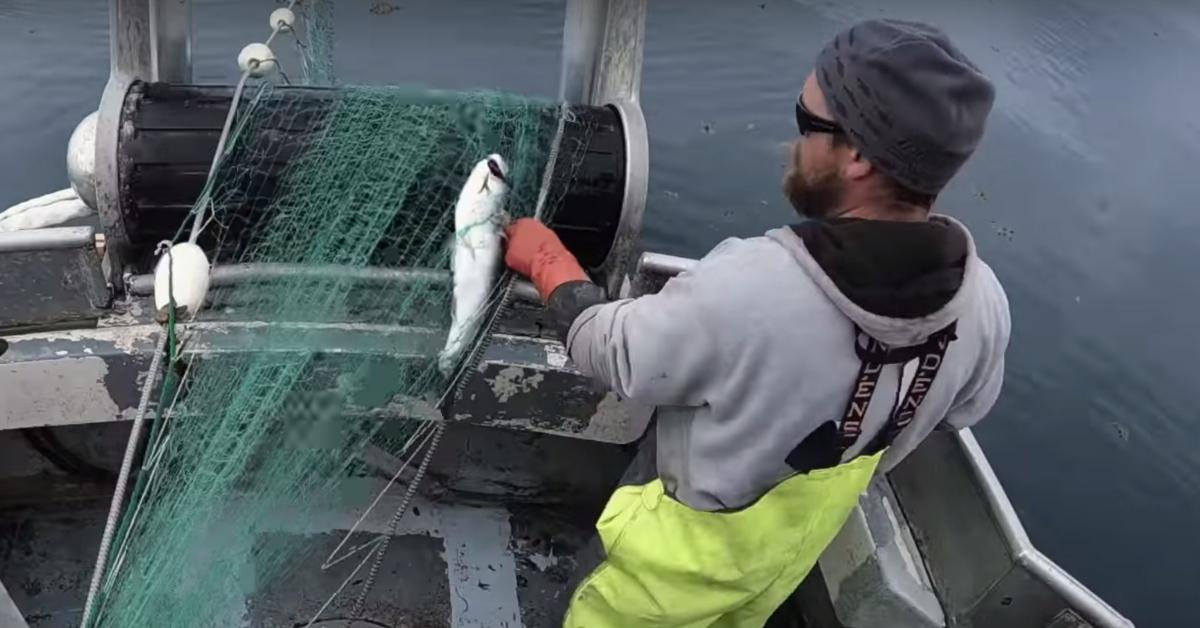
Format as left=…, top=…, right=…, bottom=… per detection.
left=151, top=0, right=193, bottom=83
left=559, top=0, right=646, bottom=105
left=106, top=0, right=192, bottom=94
left=95, top=0, right=150, bottom=286
left=592, top=0, right=645, bottom=104
left=95, top=0, right=192, bottom=286
left=559, top=0, right=606, bottom=104
left=559, top=0, right=648, bottom=298
left=108, top=0, right=153, bottom=81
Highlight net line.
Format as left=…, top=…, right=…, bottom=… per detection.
left=328, top=101, right=575, bottom=622
left=86, top=3, right=599, bottom=626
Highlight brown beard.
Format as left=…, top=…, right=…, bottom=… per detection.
left=784, top=168, right=845, bottom=219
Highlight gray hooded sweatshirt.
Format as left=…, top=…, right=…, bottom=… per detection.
left=566, top=215, right=1010, bottom=512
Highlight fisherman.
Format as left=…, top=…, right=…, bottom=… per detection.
left=505, top=19, right=1009, bottom=627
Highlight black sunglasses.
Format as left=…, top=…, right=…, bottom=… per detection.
left=795, top=92, right=844, bottom=137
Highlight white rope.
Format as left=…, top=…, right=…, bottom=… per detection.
left=302, top=421, right=444, bottom=627
left=83, top=6, right=307, bottom=620
left=187, top=70, right=251, bottom=244
left=317, top=422, right=439, bottom=570
left=0, top=188, right=90, bottom=232
left=79, top=330, right=168, bottom=628
left=534, top=101, right=571, bottom=222
left=81, top=4, right=328, bottom=626
left=186, top=0, right=299, bottom=245
left=349, top=421, right=446, bottom=618
left=95, top=343, right=195, bottom=609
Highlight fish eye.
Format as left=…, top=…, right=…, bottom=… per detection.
left=486, top=158, right=507, bottom=182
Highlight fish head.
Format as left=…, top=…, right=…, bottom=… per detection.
left=482, top=154, right=509, bottom=194
left=457, top=154, right=511, bottom=225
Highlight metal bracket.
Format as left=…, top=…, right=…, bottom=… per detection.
left=0, top=227, right=109, bottom=329
left=601, top=99, right=649, bottom=299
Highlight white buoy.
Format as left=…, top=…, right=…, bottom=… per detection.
left=237, top=43, right=277, bottom=77
left=153, top=242, right=211, bottom=322
left=269, top=8, right=296, bottom=31
left=67, top=111, right=99, bottom=210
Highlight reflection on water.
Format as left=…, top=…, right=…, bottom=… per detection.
left=2, top=0, right=1198, bottom=624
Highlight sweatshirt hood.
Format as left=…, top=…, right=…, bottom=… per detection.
left=767, top=214, right=977, bottom=347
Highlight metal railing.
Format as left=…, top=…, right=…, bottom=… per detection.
left=0, top=227, right=96, bottom=253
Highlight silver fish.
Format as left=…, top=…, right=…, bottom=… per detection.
left=437, top=154, right=510, bottom=376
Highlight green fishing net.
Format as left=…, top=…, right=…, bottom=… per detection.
left=85, top=3, right=593, bottom=626
left=297, top=0, right=335, bottom=86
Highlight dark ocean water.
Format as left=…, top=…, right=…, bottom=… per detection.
left=2, top=1, right=1198, bottom=625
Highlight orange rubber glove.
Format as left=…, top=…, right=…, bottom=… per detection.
left=505, top=218, right=590, bottom=301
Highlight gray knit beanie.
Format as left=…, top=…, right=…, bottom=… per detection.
left=815, top=19, right=995, bottom=195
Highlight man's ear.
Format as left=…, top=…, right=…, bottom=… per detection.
left=843, top=148, right=873, bottom=181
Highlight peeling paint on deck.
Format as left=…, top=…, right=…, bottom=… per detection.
left=489, top=367, right=546, bottom=403
left=0, top=357, right=130, bottom=428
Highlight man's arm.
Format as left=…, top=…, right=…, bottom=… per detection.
left=506, top=218, right=729, bottom=407
left=942, top=353, right=1005, bottom=430
left=942, top=277, right=1011, bottom=430
left=556, top=268, right=728, bottom=406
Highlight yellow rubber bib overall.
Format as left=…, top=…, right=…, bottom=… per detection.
left=564, top=323, right=956, bottom=628
left=564, top=451, right=882, bottom=628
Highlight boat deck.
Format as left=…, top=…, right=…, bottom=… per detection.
left=0, top=422, right=831, bottom=628
left=1, top=491, right=594, bottom=627
left=0, top=423, right=590, bottom=628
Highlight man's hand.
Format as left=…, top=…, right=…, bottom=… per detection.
left=504, top=218, right=590, bottom=301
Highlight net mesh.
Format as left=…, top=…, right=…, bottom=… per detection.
left=297, top=0, right=336, bottom=86
left=86, top=4, right=592, bottom=626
